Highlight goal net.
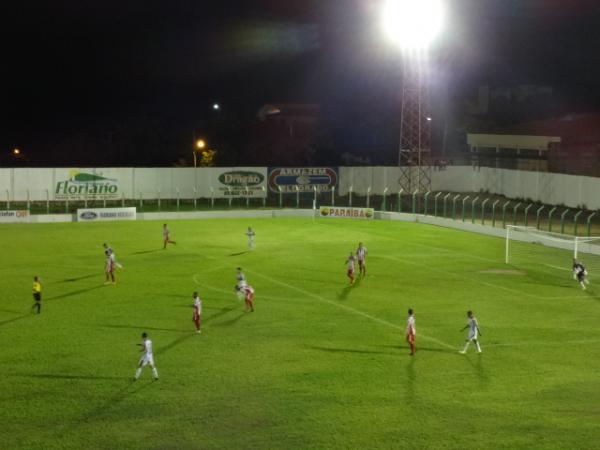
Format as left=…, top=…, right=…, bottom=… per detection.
left=505, top=225, right=600, bottom=278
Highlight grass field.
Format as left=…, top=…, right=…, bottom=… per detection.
left=2, top=217, right=600, bottom=450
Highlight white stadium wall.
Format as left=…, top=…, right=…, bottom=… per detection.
left=1, top=166, right=600, bottom=209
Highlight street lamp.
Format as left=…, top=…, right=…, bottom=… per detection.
left=193, top=140, right=206, bottom=167
left=12, top=148, right=21, bottom=156
left=382, top=0, right=444, bottom=51
left=212, top=103, right=220, bottom=111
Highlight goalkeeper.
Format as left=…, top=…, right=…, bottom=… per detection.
left=572, top=259, right=590, bottom=290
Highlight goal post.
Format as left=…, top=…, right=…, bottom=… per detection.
left=505, top=225, right=600, bottom=275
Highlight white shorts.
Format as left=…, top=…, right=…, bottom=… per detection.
left=468, top=331, right=478, bottom=341
left=139, top=355, right=155, bottom=367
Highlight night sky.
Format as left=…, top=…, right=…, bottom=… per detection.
left=2, top=0, right=600, bottom=166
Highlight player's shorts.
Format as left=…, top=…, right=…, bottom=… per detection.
left=139, top=355, right=155, bottom=367
left=347, top=269, right=354, bottom=277
left=406, top=333, right=415, bottom=344
left=577, top=272, right=586, bottom=281
left=358, top=258, right=365, bottom=265
left=246, top=293, right=254, bottom=302
left=468, top=331, right=478, bottom=341
left=105, top=263, right=114, bottom=273
left=33, top=292, right=41, bottom=301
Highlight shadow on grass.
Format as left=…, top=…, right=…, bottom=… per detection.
left=80, top=380, right=152, bottom=422
left=204, top=305, right=238, bottom=324
left=228, top=251, right=250, bottom=257
left=215, top=312, right=247, bottom=326
left=130, top=249, right=162, bottom=256
left=308, top=345, right=392, bottom=356
left=14, top=373, right=124, bottom=381
left=100, top=324, right=187, bottom=333
left=46, top=285, right=104, bottom=301
left=461, top=352, right=490, bottom=387
left=155, top=332, right=196, bottom=356
left=59, top=273, right=99, bottom=283
left=379, top=344, right=457, bottom=354
left=0, top=314, right=30, bottom=328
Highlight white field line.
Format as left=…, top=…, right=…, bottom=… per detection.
left=245, top=269, right=456, bottom=350
left=376, top=254, right=587, bottom=301
left=485, top=339, right=600, bottom=348
left=543, top=264, right=571, bottom=271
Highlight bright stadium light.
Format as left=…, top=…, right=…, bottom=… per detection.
left=382, top=0, right=445, bottom=50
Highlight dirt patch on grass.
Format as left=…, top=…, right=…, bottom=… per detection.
left=479, top=269, right=525, bottom=275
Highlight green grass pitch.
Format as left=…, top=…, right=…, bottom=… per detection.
left=1, top=217, right=600, bottom=449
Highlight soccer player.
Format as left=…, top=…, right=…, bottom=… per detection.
left=193, top=291, right=202, bottom=334
left=356, top=242, right=368, bottom=276
left=103, top=243, right=123, bottom=269
left=572, top=259, right=589, bottom=290
left=345, top=252, right=356, bottom=285
left=163, top=223, right=176, bottom=249
left=104, top=248, right=116, bottom=285
left=236, top=267, right=247, bottom=288
left=236, top=284, right=255, bottom=312
left=134, top=332, right=159, bottom=381
left=406, top=309, right=416, bottom=356
left=246, top=227, right=255, bottom=249
left=459, top=311, right=482, bottom=354
left=32, top=276, right=42, bottom=314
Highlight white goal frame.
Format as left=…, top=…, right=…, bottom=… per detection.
left=505, top=225, right=600, bottom=264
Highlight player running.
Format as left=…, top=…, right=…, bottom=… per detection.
left=459, top=311, right=482, bottom=354
left=104, top=247, right=116, bottom=285
left=235, top=267, right=248, bottom=301
left=134, top=332, right=159, bottom=381
left=193, top=292, right=202, bottom=334
left=345, top=252, right=356, bottom=285
left=163, top=223, right=176, bottom=249
left=236, top=284, right=255, bottom=312
left=32, top=276, right=42, bottom=314
left=572, top=259, right=589, bottom=290
left=103, top=243, right=123, bottom=268
left=356, top=242, right=368, bottom=276
left=406, top=309, right=416, bottom=356
left=246, top=227, right=255, bottom=249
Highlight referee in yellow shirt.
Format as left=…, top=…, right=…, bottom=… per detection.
left=32, top=276, right=42, bottom=314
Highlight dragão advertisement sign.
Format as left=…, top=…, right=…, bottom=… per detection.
left=215, top=168, right=267, bottom=198
left=268, top=167, right=337, bottom=193
left=55, top=170, right=119, bottom=200
left=319, top=206, right=374, bottom=220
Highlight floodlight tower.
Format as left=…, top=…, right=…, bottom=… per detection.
left=382, top=0, right=444, bottom=194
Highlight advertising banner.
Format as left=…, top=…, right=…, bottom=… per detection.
left=268, top=167, right=337, bottom=193
left=214, top=168, right=268, bottom=198
left=77, top=207, right=137, bottom=222
left=55, top=169, right=120, bottom=200
left=319, top=206, right=374, bottom=220
left=0, top=210, right=30, bottom=223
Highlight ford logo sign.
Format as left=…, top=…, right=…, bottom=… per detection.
left=80, top=211, right=97, bottom=220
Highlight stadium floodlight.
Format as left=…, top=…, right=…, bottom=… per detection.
left=381, top=0, right=445, bottom=51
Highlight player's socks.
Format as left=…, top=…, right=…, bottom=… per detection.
left=462, top=342, right=470, bottom=352
left=152, top=368, right=159, bottom=379
left=475, top=342, right=482, bottom=353
left=134, top=368, right=142, bottom=380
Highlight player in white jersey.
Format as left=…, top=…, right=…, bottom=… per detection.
left=406, top=309, right=416, bottom=356
left=459, top=311, right=482, bottom=354
left=356, top=242, right=368, bottom=276
left=193, top=292, right=202, bottom=334
left=235, top=267, right=248, bottom=300
left=103, top=243, right=123, bottom=268
left=572, top=259, right=589, bottom=290
left=104, top=248, right=116, bottom=285
left=345, top=253, right=356, bottom=285
left=134, top=332, right=159, bottom=380
left=163, top=223, right=176, bottom=249
left=246, top=227, right=255, bottom=249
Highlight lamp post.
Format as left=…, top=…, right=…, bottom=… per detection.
left=193, top=139, right=206, bottom=167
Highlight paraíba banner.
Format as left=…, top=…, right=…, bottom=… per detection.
left=319, top=206, right=374, bottom=219
left=268, top=167, right=337, bottom=193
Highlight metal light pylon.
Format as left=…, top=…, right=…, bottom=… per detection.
left=398, top=55, right=431, bottom=194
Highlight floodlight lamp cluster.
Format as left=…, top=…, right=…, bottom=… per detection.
left=382, top=0, right=444, bottom=51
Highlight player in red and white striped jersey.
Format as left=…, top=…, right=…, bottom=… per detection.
left=163, top=223, right=176, bottom=249
left=192, top=292, right=202, bottom=334
left=104, top=249, right=116, bottom=285
left=406, top=309, right=416, bottom=356
left=345, top=253, right=356, bottom=285
left=356, top=242, right=368, bottom=276
left=236, top=284, right=255, bottom=312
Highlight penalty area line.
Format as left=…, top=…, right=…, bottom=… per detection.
left=246, top=269, right=456, bottom=350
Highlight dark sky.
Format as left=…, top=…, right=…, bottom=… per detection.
left=2, top=0, right=600, bottom=164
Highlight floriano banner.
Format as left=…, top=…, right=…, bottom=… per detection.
left=319, top=206, right=374, bottom=220
left=55, top=170, right=119, bottom=200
